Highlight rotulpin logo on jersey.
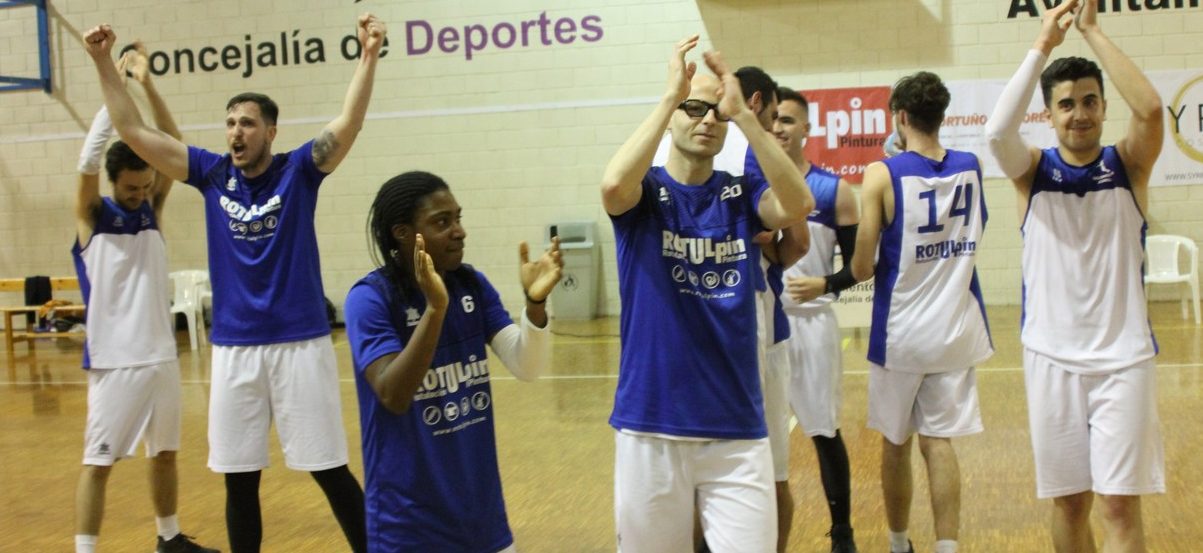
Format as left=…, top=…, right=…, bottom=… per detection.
left=413, top=355, right=491, bottom=402
left=219, top=194, right=281, bottom=223
left=661, top=231, right=748, bottom=265
left=1168, top=74, right=1203, bottom=164
left=915, top=237, right=979, bottom=264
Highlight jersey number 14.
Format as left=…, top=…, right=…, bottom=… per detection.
left=917, top=183, right=973, bottom=234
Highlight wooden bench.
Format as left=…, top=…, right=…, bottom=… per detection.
left=0, top=277, right=86, bottom=354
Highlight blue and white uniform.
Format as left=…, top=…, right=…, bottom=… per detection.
left=743, top=147, right=793, bottom=481
left=72, top=198, right=180, bottom=465
left=783, top=166, right=841, bottom=310
left=610, top=165, right=777, bottom=553
left=1021, top=146, right=1156, bottom=370
left=1020, top=146, right=1163, bottom=499
left=186, top=142, right=348, bottom=472
left=868, top=151, right=992, bottom=372
left=346, top=267, right=516, bottom=553
left=780, top=166, right=846, bottom=438
left=865, top=150, right=992, bottom=445
left=744, top=148, right=792, bottom=349
left=73, top=198, right=175, bottom=369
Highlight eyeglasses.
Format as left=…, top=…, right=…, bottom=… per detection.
left=677, top=99, right=729, bottom=121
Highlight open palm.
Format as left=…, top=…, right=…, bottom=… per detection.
left=520, top=238, right=563, bottom=302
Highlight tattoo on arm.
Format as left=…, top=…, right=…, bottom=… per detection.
left=312, top=129, right=340, bottom=168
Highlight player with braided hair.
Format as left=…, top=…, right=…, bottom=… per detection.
left=345, top=171, right=562, bottom=552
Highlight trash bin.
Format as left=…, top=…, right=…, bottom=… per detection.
left=547, top=221, right=598, bottom=319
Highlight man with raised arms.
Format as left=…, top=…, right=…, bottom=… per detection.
left=601, top=35, right=812, bottom=553
left=72, top=43, right=217, bottom=553
left=985, top=1, right=1164, bottom=551
left=84, top=14, right=387, bottom=553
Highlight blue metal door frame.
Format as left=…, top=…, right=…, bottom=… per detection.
left=1, top=0, right=52, bottom=93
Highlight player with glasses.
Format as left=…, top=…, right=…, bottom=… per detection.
left=678, top=99, right=731, bottom=121
left=600, top=35, right=813, bottom=553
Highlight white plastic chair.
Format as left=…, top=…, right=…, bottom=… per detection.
left=169, top=270, right=208, bottom=350
left=196, top=271, right=212, bottom=324
left=1145, top=235, right=1200, bottom=324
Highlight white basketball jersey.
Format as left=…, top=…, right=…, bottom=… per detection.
left=782, top=166, right=841, bottom=315
left=72, top=198, right=176, bottom=369
left=1020, top=147, right=1156, bottom=373
left=868, top=151, right=993, bottom=374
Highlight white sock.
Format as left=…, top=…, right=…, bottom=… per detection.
left=935, top=539, right=958, bottom=553
left=156, top=515, right=180, bottom=540
left=75, top=534, right=98, bottom=553
left=890, top=530, right=910, bottom=552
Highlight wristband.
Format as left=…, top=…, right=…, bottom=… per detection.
left=825, top=269, right=858, bottom=296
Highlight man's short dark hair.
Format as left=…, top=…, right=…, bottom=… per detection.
left=777, top=87, right=808, bottom=111
left=104, top=140, right=150, bottom=183
left=1040, top=57, right=1104, bottom=108
left=226, top=92, right=279, bottom=125
left=889, top=71, right=950, bottom=135
left=735, top=66, right=779, bottom=106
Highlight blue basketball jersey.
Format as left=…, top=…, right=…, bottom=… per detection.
left=71, top=198, right=175, bottom=369
left=869, top=151, right=993, bottom=373
left=186, top=142, right=329, bottom=346
left=609, top=166, right=769, bottom=439
left=744, top=147, right=790, bottom=344
left=1021, top=146, right=1156, bottom=372
left=345, top=266, right=515, bottom=553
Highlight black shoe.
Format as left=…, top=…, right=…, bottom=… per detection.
left=828, top=524, right=859, bottom=553
left=157, top=533, right=220, bottom=553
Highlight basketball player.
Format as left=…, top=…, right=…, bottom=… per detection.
left=72, top=45, right=217, bottom=553
left=706, top=65, right=812, bottom=553
left=601, top=36, right=812, bottom=553
left=734, top=71, right=816, bottom=553
left=775, top=86, right=862, bottom=553
left=84, top=14, right=387, bottom=553
left=661, top=64, right=811, bottom=553
left=346, top=171, right=562, bottom=552
left=850, top=71, right=993, bottom=553
left=985, top=1, right=1164, bottom=550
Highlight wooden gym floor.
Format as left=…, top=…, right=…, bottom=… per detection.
left=1, top=303, right=1200, bottom=552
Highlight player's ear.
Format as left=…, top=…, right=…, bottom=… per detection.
left=392, top=223, right=410, bottom=244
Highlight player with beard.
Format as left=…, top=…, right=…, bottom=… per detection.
left=83, top=14, right=387, bottom=553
